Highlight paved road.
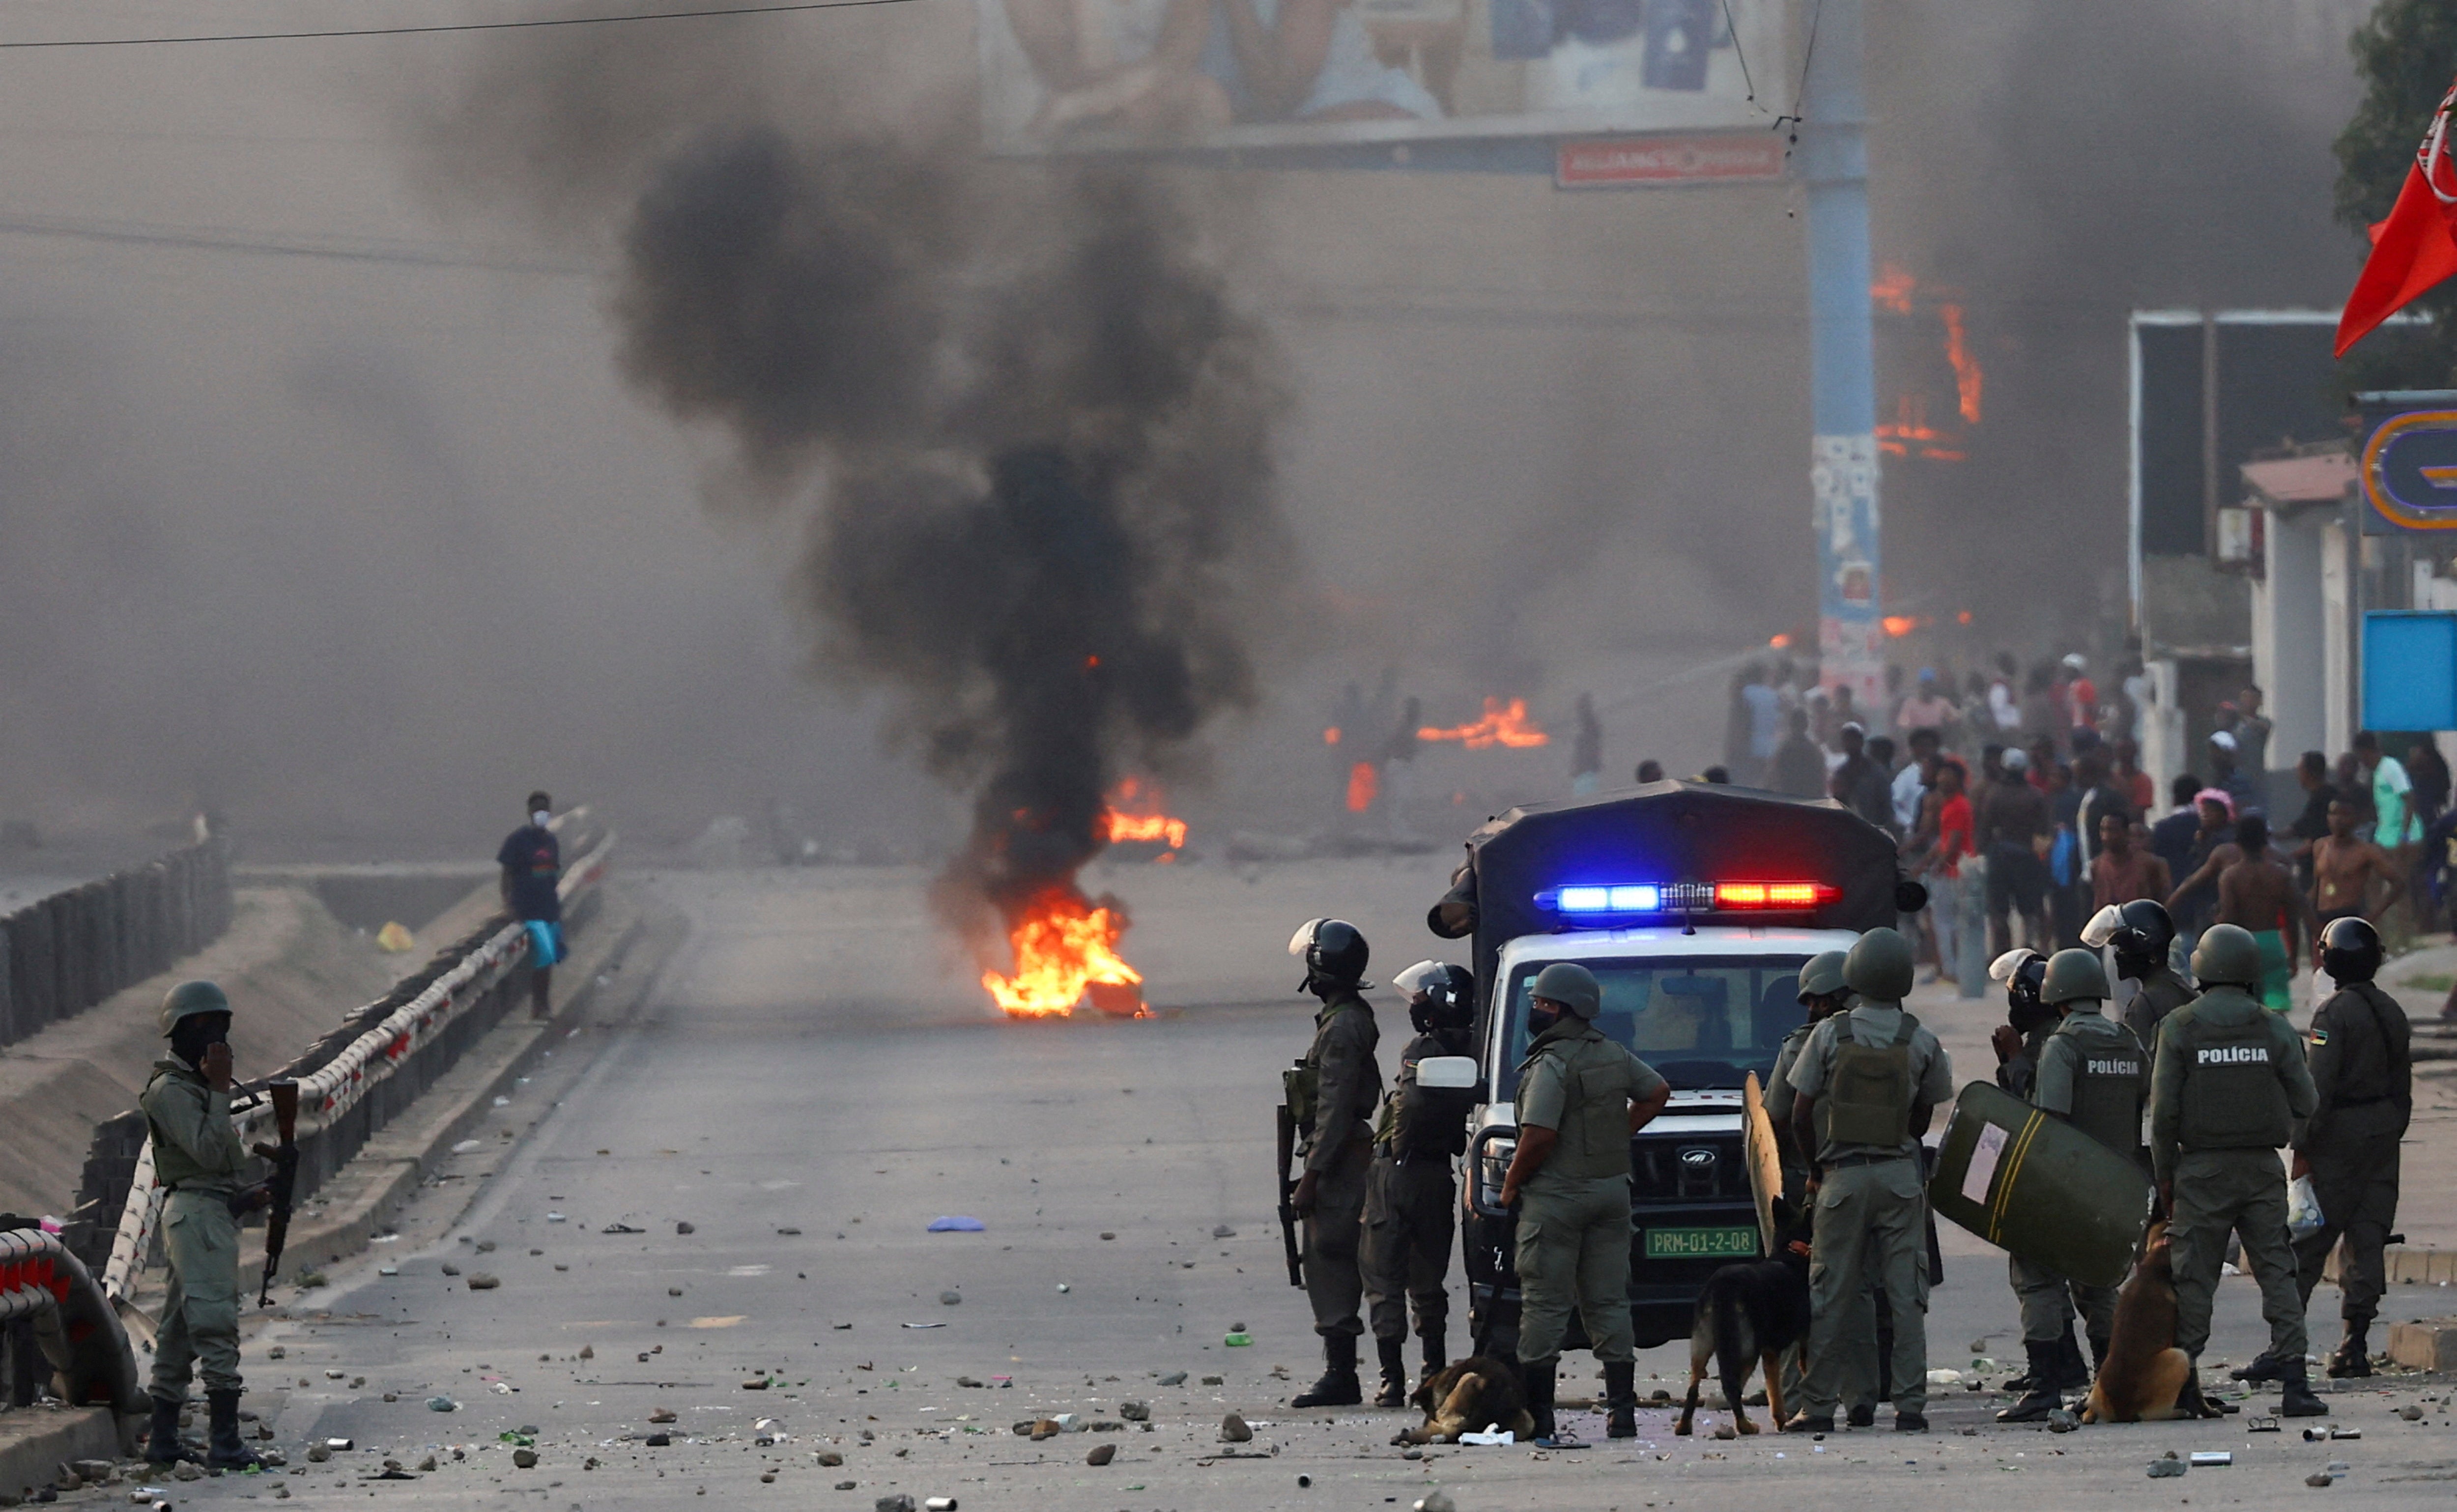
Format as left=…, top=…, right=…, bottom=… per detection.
left=152, top=865, right=2455, bottom=1511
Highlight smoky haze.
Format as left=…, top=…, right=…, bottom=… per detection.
left=0, top=0, right=2388, bottom=856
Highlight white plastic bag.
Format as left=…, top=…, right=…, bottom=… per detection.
left=2287, top=1174, right=2325, bottom=1237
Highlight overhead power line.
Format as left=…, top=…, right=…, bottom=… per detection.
left=0, top=0, right=922, bottom=50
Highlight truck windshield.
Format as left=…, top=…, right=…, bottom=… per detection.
left=1495, top=956, right=1810, bottom=1099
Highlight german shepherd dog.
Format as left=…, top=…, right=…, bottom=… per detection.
left=2080, top=1221, right=2200, bottom=1423
left=1675, top=1199, right=1814, bottom=1437
left=1392, top=1356, right=1535, bottom=1445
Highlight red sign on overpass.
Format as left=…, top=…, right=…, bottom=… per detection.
left=1556, top=135, right=1787, bottom=190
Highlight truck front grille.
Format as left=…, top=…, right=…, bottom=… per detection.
left=1629, top=1132, right=1750, bottom=1202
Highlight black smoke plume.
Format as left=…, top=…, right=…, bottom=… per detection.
left=612, top=125, right=1289, bottom=971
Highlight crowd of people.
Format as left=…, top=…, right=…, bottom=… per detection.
left=1678, top=654, right=2457, bottom=1011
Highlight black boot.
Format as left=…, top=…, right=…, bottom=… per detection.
left=2230, top=1351, right=2289, bottom=1384
left=145, top=1396, right=198, bottom=1465
left=1604, top=1362, right=1637, bottom=1438
left=1519, top=1358, right=1566, bottom=1445
left=206, top=1390, right=261, bottom=1471
left=1419, top=1330, right=1447, bottom=1379
left=2327, top=1324, right=2372, bottom=1379
left=2279, top=1360, right=2329, bottom=1418
left=2049, top=1327, right=2091, bottom=1391
left=2176, top=1363, right=2235, bottom=1418
left=1372, top=1337, right=1408, bottom=1408
left=1292, top=1334, right=1362, bottom=1408
left=1845, top=1403, right=1875, bottom=1428
left=1997, top=1342, right=2064, bottom=1422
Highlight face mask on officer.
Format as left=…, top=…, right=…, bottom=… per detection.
left=1527, top=995, right=1567, bottom=1036
left=170, top=1011, right=231, bottom=1070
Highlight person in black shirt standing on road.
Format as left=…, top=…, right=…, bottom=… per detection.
left=497, top=790, right=563, bottom=1020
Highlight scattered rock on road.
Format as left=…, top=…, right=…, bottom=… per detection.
left=1159, top=1371, right=1187, bottom=1386
left=676, top=1222, right=695, bottom=1234
left=1120, top=1400, right=1150, bottom=1421
left=466, top=1273, right=500, bottom=1290
left=2147, top=1457, right=2186, bottom=1479
left=1086, top=1444, right=1117, bottom=1466
left=1221, top=1413, right=1253, bottom=1443
left=940, top=1290, right=962, bottom=1306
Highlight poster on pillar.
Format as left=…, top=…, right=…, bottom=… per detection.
left=1813, top=432, right=1884, bottom=710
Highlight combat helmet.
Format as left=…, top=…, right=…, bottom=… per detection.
left=2040, top=948, right=2110, bottom=1007
left=1843, top=927, right=1915, bottom=1002
left=1528, top=961, right=1602, bottom=1020
left=159, top=979, right=231, bottom=1037
left=1797, top=948, right=1849, bottom=1003
left=2189, top=922, right=2262, bottom=990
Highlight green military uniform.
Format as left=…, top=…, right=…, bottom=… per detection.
left=1296, top=986, right=1381, bottom=1339
left=2290, top=981, right=2411, bottom=1335
left=2021, top=1004, right=2147, bottom=1354
left=1789, top=1000, right=1953, bottom=1419
left=1363, top=1029, right=1470, bottom=1354
left=142, top=1056, right=249, bottom=1402
left=1766, top=982, right=1878, bottom=1419
left=2149, top=984, right=2315, bottom=1363
left=2123, top=965, right=2195, bottom=1066
left=1512, top=1018, right=1666, bottom=1370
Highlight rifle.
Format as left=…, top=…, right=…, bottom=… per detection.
left=1275, top=1103, right=1304, bottom=1289
left=253, top=1081, right=300, bottom=1306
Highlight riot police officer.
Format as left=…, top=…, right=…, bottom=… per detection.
left=1766, top=950, right=1851, bottom=1207
left=1987, top=949, right=2052, bottom=1101
left=1499, top=961, right=1670, bottom=1443
left=2085, top=899, right=2194, bottom=1056
left=1285, top=919, right=1383, bottom=1408
left=1766, top=949, right=1879, bottom=1424
left=1984, top=947, right=2086, bottom=1405
left=1784, top=928, right=1954, bottom=1433
left=1998, top=949, right=2147, bottom=1421
left=143, top=981, right=267, bottom=1469
left=2286, top=916, right=2410, bottom=1378
left=1363, top=961, right=1478, bottom=1405
left=2149, top=923, right=2324, bottom=1418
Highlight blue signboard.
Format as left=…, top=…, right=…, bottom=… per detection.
left=2361, top=402, right=2457, bottom=533
left=2363, top=611, right=2457, bottom=732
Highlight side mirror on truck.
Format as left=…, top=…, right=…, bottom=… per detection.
left=1415, top=1056, right=1481, bottom=1091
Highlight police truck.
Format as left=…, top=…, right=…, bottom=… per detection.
left=1422, top=779, right=1921, bottom=1355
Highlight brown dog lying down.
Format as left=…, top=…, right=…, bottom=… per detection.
left=1391, top=1356, right=1536, bottom=1445
left=2081, top=1221, right=2207, bottom=1423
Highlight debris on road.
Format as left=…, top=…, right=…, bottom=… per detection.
left=1120, top=1400, right=1150, bottom=1421
left=1087, top=1443, right=1117, bottom=1465
left=2308, top=1472, right=2335, bottom=1486
left=466, top=1273, right=501, bottom=1290
left=1220, top=1413, right=1253, bottom=1443
left=1158, top=1371, right=1187, bottom=1386
left=676, top=1222, right=695, bottom=1234
left=940, top=1290, right=962, bottom=1305
left=426, top=1396, right=458, bottom=1412
left=927, top=1217, right=985, bottom=1232
left=1414, top=1493, right=1455, bottom=1512
left=2188, top=1451, right=2232, bottom=1466
left=603, top=1223, right=644, bottom=1234
left=1224, top=1331, right=1252, bottom=1347
left=1213, top=1226, right=1236, bottom=1239
left=2147, top=1455, right=2186, bottom=1479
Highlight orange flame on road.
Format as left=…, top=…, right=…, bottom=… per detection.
left=1102, top=776, right=1188, bottom=850
left=1346, top=761, right=1379, bottom=813
left=981, top=888, right=1144, bottom=1018
left=1418, top=697, right=1550, bottom=749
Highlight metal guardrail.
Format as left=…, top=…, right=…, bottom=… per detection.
left=87, top=814, right=612, bottom=1312
left=0, top=1227, right=142, bottom=1416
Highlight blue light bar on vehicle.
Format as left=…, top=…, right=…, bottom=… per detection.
left=1535, top=880, right=1837, bottom=916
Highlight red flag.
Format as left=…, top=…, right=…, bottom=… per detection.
left=2336, top=76, right=2457, bottom=357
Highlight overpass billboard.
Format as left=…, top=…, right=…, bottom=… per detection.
left=975, top=0, right=1788, bottom=159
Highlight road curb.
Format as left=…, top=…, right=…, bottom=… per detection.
left=0, top=1403, right=124, bottom=1505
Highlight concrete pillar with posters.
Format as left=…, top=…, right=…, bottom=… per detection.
left=1797, top=0, right=1883, bottom=711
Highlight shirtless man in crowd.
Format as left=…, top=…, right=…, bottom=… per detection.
left=2170, top=814, right=2311, bottom=1011
left=2313, top=799, right=2402, bottom=929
